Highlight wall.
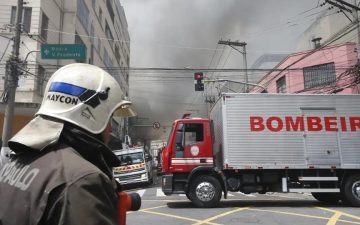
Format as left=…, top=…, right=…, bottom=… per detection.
left=296, top=11, right=354, bottom=52
left=252, top=42, right=359, bottom=94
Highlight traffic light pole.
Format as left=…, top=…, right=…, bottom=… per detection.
left=1, top=0, right=23, bottom=157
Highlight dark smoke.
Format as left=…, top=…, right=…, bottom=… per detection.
left=121, top=0, right=316, bottom=141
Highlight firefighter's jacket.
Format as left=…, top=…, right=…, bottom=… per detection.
left=0, top=124, right=120, bottom=225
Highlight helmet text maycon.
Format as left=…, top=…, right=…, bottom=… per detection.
left=47, top=93, right=79, bottom=105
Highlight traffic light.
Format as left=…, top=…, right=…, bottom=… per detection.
left=194, top=72, right=204, bottom=91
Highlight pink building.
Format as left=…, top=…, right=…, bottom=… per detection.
left=252, top=42, right=359, bottom=94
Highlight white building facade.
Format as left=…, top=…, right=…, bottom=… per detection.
left=0, top=0, right=130, bottom=138
left=296, top=10, right=358, bottom=51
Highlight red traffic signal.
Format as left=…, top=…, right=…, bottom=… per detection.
left=194, top=72, right=203, bottom=81
left=194, top=72, right=204, bottom=91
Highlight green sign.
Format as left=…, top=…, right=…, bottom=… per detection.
left=41, top=44, right=86, bottom=60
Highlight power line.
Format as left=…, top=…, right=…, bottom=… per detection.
left=0, top=39, right=12, bottom=62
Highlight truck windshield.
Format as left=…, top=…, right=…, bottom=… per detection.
left=117, top=153, right=144, bottom=166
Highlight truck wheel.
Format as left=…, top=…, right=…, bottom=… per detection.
left=311, top=193, right=340, bottom=204
left=342, top=174, right=360, bottom=207
left=188, top=175, right=222, bottom=208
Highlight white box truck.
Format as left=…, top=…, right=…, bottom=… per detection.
left=161, top=94, right=360, bottom=207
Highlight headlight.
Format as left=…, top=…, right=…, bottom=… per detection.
left=141, top=174, right=147, bottom=179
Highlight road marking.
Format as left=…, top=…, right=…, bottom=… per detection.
left=156, top=188, right=166, bottom=197
left=268, top=194, right=305, bottom=200
left=142, top=199, right=180, bottom=202
left=141, top=210, right=221, bottom=225
left=136, top=189, right=146, bottom=197
left=248, top=208, right=329, bottom=220
left=227, top=193, right=234, bottom=197
left=140, top=205, right=168, bottom=211
left=316, top=207, right=360, bottom=221
left=238, top=192, right=256, bottom=197
left=192, top=207, right=250, bottom=225
left=249, top=208, right=360, bottom=224
left=128, top=204, right=168, bottom=215
left=179, top=194, right=186, bottom=197
left=327, top=212, right=342, bottom=225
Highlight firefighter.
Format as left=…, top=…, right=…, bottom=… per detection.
left=0, top=63, right=135, bottom=225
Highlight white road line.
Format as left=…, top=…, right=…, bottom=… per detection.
left=136, top=189, right=146, bottom=197
left=156, top=188, right=166, bottom=197
left=265, top=193, right=305, bottom=200
left=273, top=195, right=305, bottom=200
left=227, top=193, right=234, bottom=197
left=238, top=192, right=256, bottom=197
left=179, top=194, right=186, bottom=197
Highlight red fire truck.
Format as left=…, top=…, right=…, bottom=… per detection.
left=161, top=93, right=360, bottom=207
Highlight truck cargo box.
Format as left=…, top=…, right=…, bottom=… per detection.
left=210, top=93, right=360, bottom=170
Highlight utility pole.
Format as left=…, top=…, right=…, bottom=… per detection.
left=218, top=40, right=249, bottom=92
left=325, top=0, right=360, bottom=59
left=353, top=0, right=360, bottom=60
left=1, top=0, right=23, bottom=153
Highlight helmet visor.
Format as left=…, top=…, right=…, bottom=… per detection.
left=113, top=101, right=137, bottom=118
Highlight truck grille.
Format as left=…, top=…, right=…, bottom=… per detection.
left=113, top=168, right=145, bottom=175
left=118, top=173, right=143, bottom=181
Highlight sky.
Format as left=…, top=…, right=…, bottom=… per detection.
left=120, top=0, right=322, bottom=142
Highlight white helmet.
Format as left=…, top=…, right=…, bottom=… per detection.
left=36, top=63, right=134, bottom=134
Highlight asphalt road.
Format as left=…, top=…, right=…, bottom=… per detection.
left=124, top=179, right=360, bottom=225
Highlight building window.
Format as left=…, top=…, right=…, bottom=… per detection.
left=276, top=76, right=286, bottom=93
left=106, top=0, right=115, bottom=23
left=105, top=21, right=113, bottom=41
left=90, top=23, right=94, bottom=44
left=10, top=6, right=32, bottom=33
left=75, top=33, right=83, bottom=44
left=10, top=6, right=16, bottom=24
left=115, top=44, right=121, bottom=63
left=37, top=66, right=46, bottom=95
left=303, top=63, right=336, bottom=89
left=40, top=12, right=49, bottom=41
left=89, top=45, right=94, bottom=65
left=99, top=8, right=103, bottom=26
left=103, top=49, right=112, bottom=68
left=77, top=0, right=90, bottom=34
left=97, top=36, right=101, bottom=52
left=75, top=34, right=86, bottom=63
